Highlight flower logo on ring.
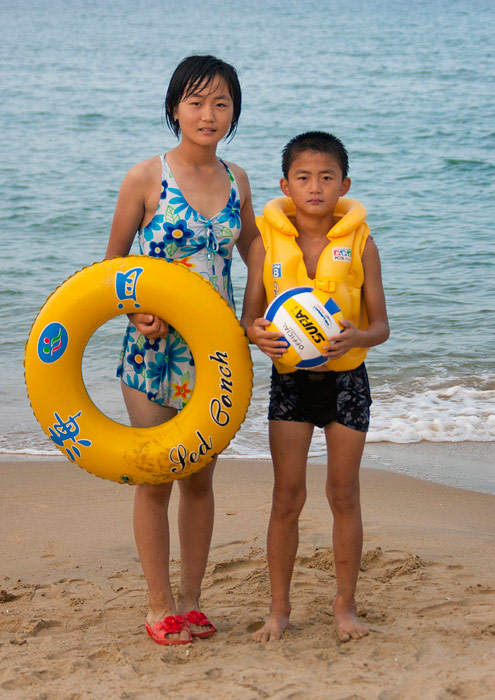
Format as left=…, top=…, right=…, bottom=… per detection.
left=37, top=323, right=69, bottom=364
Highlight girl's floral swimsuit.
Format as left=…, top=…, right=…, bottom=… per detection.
left=117, top=154, right=241, bottom=410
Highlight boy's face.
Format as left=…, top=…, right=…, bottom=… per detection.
left=280, top=150, right=350, bottom=218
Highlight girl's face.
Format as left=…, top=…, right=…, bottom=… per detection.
left=174, top=76, right=234, bottom=147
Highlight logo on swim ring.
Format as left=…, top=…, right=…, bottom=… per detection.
left=115, top=267, right=143, bottom=309
left=48, top=410, right=92, bottom=462
left=37, top=322, right=69, bottom=363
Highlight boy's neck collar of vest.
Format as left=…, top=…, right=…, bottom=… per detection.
left=262, top=196, right=367, bottom=240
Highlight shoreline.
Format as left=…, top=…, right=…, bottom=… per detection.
left=2, top=440, right=494, bottom=494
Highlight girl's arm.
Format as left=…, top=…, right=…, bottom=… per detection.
left=105, top=159, right=169, bottom=339
left=105, top=159, right=162, bottom=258
left=323, top=236, right=389, bottom=359
left=105, top=165, right=147, bottom=258
left=228, top=164, right=260, bottom=263
left=241, top=236, right=288, bottom=358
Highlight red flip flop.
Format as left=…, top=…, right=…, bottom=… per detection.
left=184, top=610, right=216, bottom=639
left=145, top=615, right=193, bottom=645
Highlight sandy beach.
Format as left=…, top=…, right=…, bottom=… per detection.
left=1, top=444, right=494, bottom=699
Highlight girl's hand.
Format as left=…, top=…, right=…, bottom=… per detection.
left=246, top=318, right=288, bottom=358
left=322, top=319, right=360, bottom=360
left=129, top=313, right=169, bottom=340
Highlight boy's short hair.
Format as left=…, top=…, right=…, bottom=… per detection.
left=165, top=54, right=242, bottom=140
left=282, top=131, right=349, bottom=179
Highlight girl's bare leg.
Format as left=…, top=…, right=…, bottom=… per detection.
left=176, top=460, right=216, bottom=634
left=122, top=383, right=189, bottom=640
left=324, top=421, right=369, bottom=642
left=252, top=420, right=314, bottom=642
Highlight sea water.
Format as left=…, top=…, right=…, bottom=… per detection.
left=1, top=0, right=494, bottom=490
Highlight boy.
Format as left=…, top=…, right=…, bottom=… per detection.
left=241, top=132, right=389, bottom=643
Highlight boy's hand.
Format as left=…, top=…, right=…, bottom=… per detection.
left=322, top=319, right=360, bottom=360
left=128, top=313, right=169, bottom=339
left=246, top=318, right=289, bottom=358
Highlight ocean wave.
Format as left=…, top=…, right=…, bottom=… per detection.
left=2, top=383, right=494, bottom=460
left=224, top=382, right=495, bottom=457
left=0, top=448, right=61, bottom=458
left=367, top=385, right=495, bottom=443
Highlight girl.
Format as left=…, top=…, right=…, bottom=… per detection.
left=105, top=55, right=259, bottom=645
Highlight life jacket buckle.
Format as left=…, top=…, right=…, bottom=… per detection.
left=313, top=280, right=336, bottom=293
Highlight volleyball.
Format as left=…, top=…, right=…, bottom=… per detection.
left=264, top=287, right=343, bottom=369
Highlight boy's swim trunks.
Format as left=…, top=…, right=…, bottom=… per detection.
left=268, top=364, right=372, bottom=431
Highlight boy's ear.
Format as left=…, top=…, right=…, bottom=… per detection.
left=280, top=178, right=290, bottom=197
left=340, top=177, right=351, bottom=196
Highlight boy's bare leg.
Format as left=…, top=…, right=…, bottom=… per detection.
left=252, top=420, right=314, bottom=642
left=324, top=421, right=369, bottom=642
left=123, top=384, right=190, bottom=641
left=176, top=460, right=216, bottom=635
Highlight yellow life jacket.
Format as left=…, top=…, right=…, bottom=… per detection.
left=257, top=196, right=369, bottom=373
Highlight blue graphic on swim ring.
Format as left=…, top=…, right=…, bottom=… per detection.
left=48, top=410, right=92, bottom=462
left=115, top=267, right=143, bottom=309
left=37, top=323, right=69, bottom=363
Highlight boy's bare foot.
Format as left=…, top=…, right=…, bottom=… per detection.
left=333, top=597, right=369, bottom=642
left=252, top=611, right=290, bottom=642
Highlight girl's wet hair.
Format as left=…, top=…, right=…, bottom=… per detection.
left=165, top=55, right=242, bottom=140
left=282, top=131, right=349, bottom=179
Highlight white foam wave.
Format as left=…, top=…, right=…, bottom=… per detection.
left=367, top=384, right=495, bottom=443
left=2, top=384, right=494, bottom=460
left=224, top=382, right=495, bottom=458
left=0, top=448, right=60, bottom=457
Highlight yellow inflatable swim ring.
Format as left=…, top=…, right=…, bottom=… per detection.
left=24, top=256, right=253, bottom=484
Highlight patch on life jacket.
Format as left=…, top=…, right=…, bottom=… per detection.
left=272, top=263, right=282, bottom=278
left=332, top=248, right=352, bottom=262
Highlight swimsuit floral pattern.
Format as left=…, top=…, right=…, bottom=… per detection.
left=117, top=155, right=241, bottom=410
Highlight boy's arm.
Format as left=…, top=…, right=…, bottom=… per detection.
left=240, top=236, right=288, bottom=358
left=323, top=237, right=389, bottom=360
left=361, top=236, right=389, bottom=345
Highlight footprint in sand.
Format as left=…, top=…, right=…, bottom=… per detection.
left=18, top=618, right=63, bottom=638
left=0, top=589, right=19, bottom=603
left=417, top=600, right=463, bottom=617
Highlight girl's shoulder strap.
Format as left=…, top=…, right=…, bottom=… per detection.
left=219, top=159, right=239, bottom=191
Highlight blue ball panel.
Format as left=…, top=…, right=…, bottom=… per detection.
left=296, top=355, right=328, bottom=369
left=264, top=287, right=313, bottom=322
left=323, top=297, right=340, bottom=315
